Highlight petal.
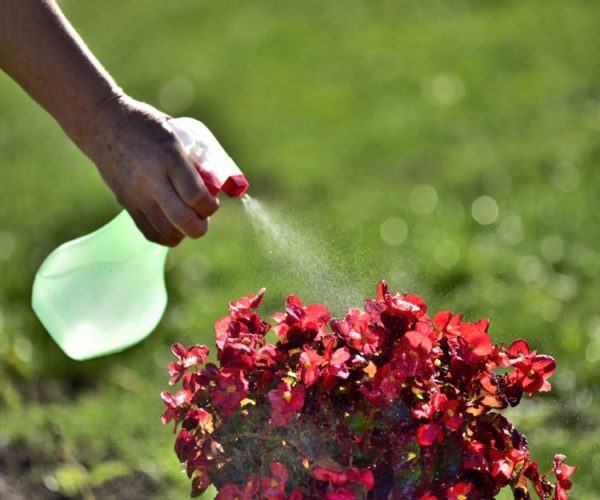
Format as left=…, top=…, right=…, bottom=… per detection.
left=377, top=280, right=389, bottom=300
left=416, top=423, right=442, bottom=446
left=433, top=311, right=453, bottom=331
left=531, top=355, right=556, bottom=377
left=313, top=466, right=349, bottom=485
left=171, top=343, right=187, bottom=360
left=507, top=339, right=531, bottom=358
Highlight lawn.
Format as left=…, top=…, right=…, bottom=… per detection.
left=0, top=0, right=599, bottom=498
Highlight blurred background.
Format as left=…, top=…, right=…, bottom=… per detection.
left=1, top=0, right=599, bottom=498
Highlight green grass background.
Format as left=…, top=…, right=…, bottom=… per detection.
left=0, top=0, right=599, bottom=497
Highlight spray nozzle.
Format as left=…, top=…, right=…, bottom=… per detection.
left=168, top=117, right=249, bottom=198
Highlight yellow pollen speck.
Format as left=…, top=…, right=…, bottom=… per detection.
left=447, top=409, right=454, bottom=417
left=226, top=385, right=236, bottom=393
left=528, top=369, right=535, bottom=377
left=271, top=479, right=278, bottom=487
left=434, top=359, right=442, bottom=366
left=283, top=390, right=292, bottom=402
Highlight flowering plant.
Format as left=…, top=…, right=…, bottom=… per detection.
left=161, top=281, right=575, bottom=499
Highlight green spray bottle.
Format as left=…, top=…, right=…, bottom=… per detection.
left=32, top=117, right=248, bottom=360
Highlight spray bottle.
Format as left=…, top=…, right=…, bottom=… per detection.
left=32, top=117, right=248, bottom=360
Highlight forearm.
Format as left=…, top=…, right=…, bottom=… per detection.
left=0, top=0, right=122, bottom=145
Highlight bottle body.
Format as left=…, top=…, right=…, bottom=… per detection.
left=32, top=211, right=168, bottom=360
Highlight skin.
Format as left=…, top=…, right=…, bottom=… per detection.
left=0, top=0, right=219, bottom=246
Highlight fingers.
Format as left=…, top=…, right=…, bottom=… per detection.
left=167, top=149, right=219, bottom=218
left=129, top=208, right=181, bottom=247
left=142, top=202, right=184, bottom=246
left=154, top=182, right=209, bottom=239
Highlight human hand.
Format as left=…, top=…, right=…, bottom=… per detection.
left=80, top=95, right=219, bottom=247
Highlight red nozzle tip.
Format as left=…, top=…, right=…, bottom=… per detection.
left=222, top=174, right=250, bottom=197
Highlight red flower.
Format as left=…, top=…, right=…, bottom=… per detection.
left=218, top=339, right=256, bottom=370
left=216, top=481, right=259, bottom=500
left=416, top=423, right=443, bottom=446
left=554, top=454, right=576, bottom=500
left=324, top=487, right=355, bottom=500
left=182, top=408, right=213, bottom=433
left=299, top=345, right=323, bottom=386
left=446, top=482, right=473, bottom=500
left=168, top=343, right=210, bottom=385
left=163, top=282, right=574, bottom=499
left=174, top=428, right=197, bottom=462
left=506, top=339, right=556, bottom=395
left=229, top=288, right=265, bottom=312
left=160, top=389, right=190, bottom=424
left=313, top=464, right=372, bottom=492
left=211, top=369, right=249, bottom=417
left=413, top=392, right=462, bottom=432
left=457, top=322, right=494, bottom=360
left=320, top=339, right=351, bottom=390
left=393, top=329, right=434, bottom=378
left=312, top=466, right=349, bottom=485
left=331, top=308, right=385, bottom=355
left=273, top=295, right=330, bottom=346
left=259, top=461, right=288, bottom=497
left=347, top=467, right=375, bottom=491
left=268, top=382, right=305, bottom=426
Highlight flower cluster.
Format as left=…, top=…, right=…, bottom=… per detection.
left=161, top=281, right=575, bottom=499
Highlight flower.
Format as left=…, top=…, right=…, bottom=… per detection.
left=259, top=462, right=289, bottom=498
left=211, top=369, right=249, bottom=417
left=416, top=423, right=443, bottom=446
left=554, top=454, right=577, bottom=500
left=446, top=482, right=473, bottom=500
left=299, top=345, right=323, bottom=386
left=162, top=282, right=574, bottom=499
left=268, top=381, right=305, bottom=426
left=506, top=339, right=556, bottom=396
left=273, top=295, right=330, bottom=346
left=168, top=343, right=210, bottom=385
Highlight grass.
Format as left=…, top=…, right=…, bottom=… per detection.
left=0, top=0, right=599, bottom=497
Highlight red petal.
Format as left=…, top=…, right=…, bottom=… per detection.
left=171, top=343, right=187, bottom=360
left=507, top=339, right=531, bottom=358
left=249, top=288, right=265, bottom=309
left=313, top=466, right=349, bottom=485
left=305, top=303, right=330, bottom=323
left=402, top=294, right=427, bottom=316
left=416, top=423, right=442, bottom=446
left=531, top=355, right=556, bottom=377
left=475, top=318, right=490, bottom=332
left=377, top=280, right=389, bottom=300
left=348, top=467, right=374, bottom=491
left=270, top=461, right=288, bottom=484
left=434, top=311, right=452, bottom=331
